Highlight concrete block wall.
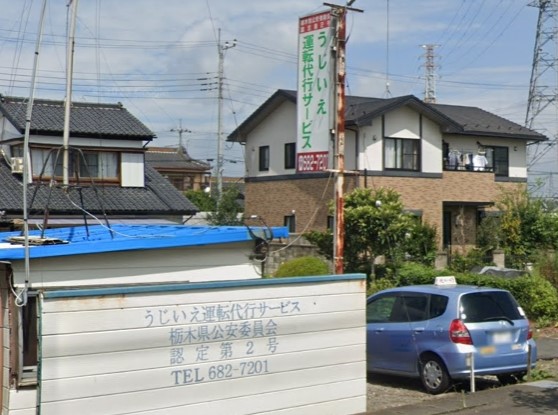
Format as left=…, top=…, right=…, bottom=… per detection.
left=265, top=237, right=331, bottom=277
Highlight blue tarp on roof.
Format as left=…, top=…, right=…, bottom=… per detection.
left=0, top=224, right=289, bottom=260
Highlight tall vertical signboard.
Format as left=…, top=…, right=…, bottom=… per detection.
left=297, top=11, right=333, bottom=172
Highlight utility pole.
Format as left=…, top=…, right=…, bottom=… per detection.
left=384, top=0, right=392, bottom=98
left=421, top=44, right=439, bottom=104
left=170, top=119, right=191, bottom=155
left=325, top=1, right=363, bottom=274
left=216, top=28, right=236, bottom=204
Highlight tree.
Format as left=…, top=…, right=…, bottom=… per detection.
left=305, top=187, right=437, bottom=275
left=207, top=186, right=244, bottom=226
left=185, top=186, right=244, bottom=226
left=483, top=186, right=558, bottom=268
left=185, top=189, right=215, bottom=211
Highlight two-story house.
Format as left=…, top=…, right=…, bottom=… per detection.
left=145, top=146, right=211, bottom=192
left=228, top=89, right=547, bottom=254
left=0, top=95, right=198, bottom=229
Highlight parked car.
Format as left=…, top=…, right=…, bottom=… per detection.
left=366, top=276, right=537, bottom=394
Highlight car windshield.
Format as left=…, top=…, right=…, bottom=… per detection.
left=460, top=291, right=523, bottom=323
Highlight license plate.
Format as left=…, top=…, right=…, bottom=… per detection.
left=492, top=331, right=513, bottom=344
left=480, top=346, right=496, bottom=355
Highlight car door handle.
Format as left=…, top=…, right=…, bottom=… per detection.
left=414, top=328, right=425, bottom=333
left=374, top=328, right=385, bottom=333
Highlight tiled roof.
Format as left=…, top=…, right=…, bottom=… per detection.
left=0, top=158, right=198, bottom=216
left=0, top=96, right=155, bottom=140
left=228, top=89, right=547, bottom=142
left=428, top=103, right=542, bottom=139
left=145, top=147, right=210, bottom=171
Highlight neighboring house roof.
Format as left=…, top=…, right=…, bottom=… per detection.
left=228, top=89, right=547, bottom=142
left=0, top=224, right=290, bottom=260
left=0, top=95, right=155, bottom=141
left=0, top=157, right=198, bottom=216
left=145, top=146, right=211, bottom=171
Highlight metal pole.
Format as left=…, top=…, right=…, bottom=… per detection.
left=63, top=0, right=79, bottom=186
left=20, top=0, right=48, bottom=306
left=527, top=343, right=532, bottom=378
left=171, top=119, right=191, bottom=155
left=469, top=352, right=476, bottom=393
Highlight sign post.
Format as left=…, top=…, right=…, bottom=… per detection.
left=297, top=4, right=362, bottom=274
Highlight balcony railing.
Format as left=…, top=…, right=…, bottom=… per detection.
left=444, top=149, right=493, bottom=172
left=443, top=161, right=494, bottom=172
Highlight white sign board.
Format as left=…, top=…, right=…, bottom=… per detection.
left=39, top=275, right=366, bottom=415
left=296, top=11, right=334, bottom=173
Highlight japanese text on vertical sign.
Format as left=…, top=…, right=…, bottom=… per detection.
left=296, top=10, right=332, bottom=172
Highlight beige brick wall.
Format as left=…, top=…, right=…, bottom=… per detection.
left=247, top=171, right=525, bottom=250
left=245, top=178, right=338, bottom=232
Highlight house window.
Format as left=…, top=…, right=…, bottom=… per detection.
left=79, top=151, right=119, bottom=178
left=486, top=146, right=509, bottom=177
left=284, top=143, right=296, bottom=169
left=284, top=214, right=296, bottom=233
left=384, top=138, right=419, bottom=171
left=171, top=177, right=184, bottom=190
left=327, top=215, right=334, bottom=231
left=30, top=148, right=119, bottom=180
left=259, top=146, right=270, bottom=171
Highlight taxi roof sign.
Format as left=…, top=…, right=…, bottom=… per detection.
left=434, top=276, right=457, bottom=286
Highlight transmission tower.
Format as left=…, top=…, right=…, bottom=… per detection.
left=526, top=0, right=558, bottom=130
left=421, top=44, right=439, bottom=104
left=525, top=0, right=558, bottom=188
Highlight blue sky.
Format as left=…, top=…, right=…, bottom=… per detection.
left=0, top=1, right=546, bottom=178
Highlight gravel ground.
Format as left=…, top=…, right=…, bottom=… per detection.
left=365, top=327, right=558, bottom=413
left=365, top=372, right=500, bottom=412
left=366, top=360, right=558, bottom=413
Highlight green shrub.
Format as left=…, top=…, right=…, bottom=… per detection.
left=449, top=249, right=492, bottom=273
left=395, top=262, right=448, bottom=286
left=371, top=263, right=558, bottom=324
left=534, top=250, right=558, bottom=288
left=505, top=276, right=558, bottom=323
left=367, top=277, right=398, bottom=296
left=274, top=256, right=330, bottom=278
left=367, top=262, right=449, bottom=295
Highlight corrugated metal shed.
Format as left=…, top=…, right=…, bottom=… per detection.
left=0, top=224, right=289, bottom=260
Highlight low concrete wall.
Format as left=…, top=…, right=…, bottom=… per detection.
left=265, top=236, right=330, bottom=277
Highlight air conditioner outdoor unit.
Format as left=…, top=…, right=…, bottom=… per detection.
left=10, top=157, right=24, bottom=174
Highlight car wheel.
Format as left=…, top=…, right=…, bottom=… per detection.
left=497, top=372, right=525, bottom=385
left=420, top=354, right=451, bottom=394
